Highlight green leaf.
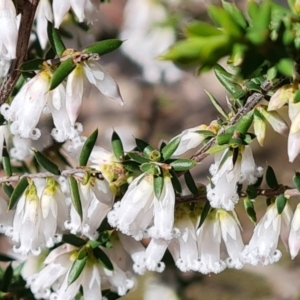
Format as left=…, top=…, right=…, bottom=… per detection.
left=275, top=194, right=287, bottom=214
left=185, top=21, right=223, bottom=37
left=0, top=254, right=15, bottom=262
left=33, top=150, right=60, bottom=175
left=154, top=176, right=164, bottom=199
left=83, top=39, right=123, bottom=55
left=235, top=112, right=254, bottom=134
left=49, top=58, right=76, bottom=91
left=246, top=185, right=258, bottom=199
left=79, top=129, right=98, bottom=166
left=198, top=201, right=211, bottom=229
left=77, top=247, right=87, bottom=260
left=111, top=131, right=124, bottom=161
left=87, top=240, right=101, bottom=249
left=69, top=177, right=83, bottom=221
left=206, top=144, right=229, bottom=154
left=243, top=198, right=257, bottom=223
left=293, top=172, right=300, bottom=191
left=135, top=138, right=154, bottom=158
left=170, top=159, right=196, bottom=171
left=294, top=90, right=300, bottom=104
left=266, top=165, right=279, bottom=189
left=184, top=171, right=199, bottom=196
left=170, top=170, right=182, bottom=193
left=222, top=1, right=247, bottom=29
left=68, top=256, right=88, bottom=285
left=122, top=160, right=140, bottom=172
left=217, top=132, right=232, bottom=145
left=62, top=234, right=86, bottom=247
left=47, top=21, right=66, bottom=56
left=2, top=140, right=11, bottom=177
left=8, top=177, right=28, bottom=210
left=93, top=247, right=114, bottom=271
left=0, top=263, right=13, bottom=292
left=140, top=163, right=160, bottom=175
left=205, top=90, right=228, bottom=119
left=128, top=152, right=150, bottom=164
left=19, top=58, right=44, bottom=72
left=161, top=137, right=181, bottom=160
left=276, top=58, right=294, bottom=77
left=3, top=184, right=13, bottom=198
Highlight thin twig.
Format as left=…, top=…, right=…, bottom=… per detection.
left=0, top=0, right=40, bottom=105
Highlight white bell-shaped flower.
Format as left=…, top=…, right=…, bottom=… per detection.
left=242, top=203, right=292, bottom=266
left=0, top=0, right=18, bottom=59
left=289, top=203, right=300, bottom=259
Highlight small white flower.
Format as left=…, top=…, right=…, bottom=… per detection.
left=288, top=203, right=300, bottom=259
left=242, top=203, right=292, bottom=266
left=0, top=0, right=18, bottom=59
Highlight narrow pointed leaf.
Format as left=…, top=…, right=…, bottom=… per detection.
left=135, top=138, right=154, bottom=158
left=49, top=58, right=76, bottom=91
left=275, top=194, right=287, bottom=214
left=62, top=234, right=86, bottom=247
left=266, top=165, right=279, bottom=189
left=47, top=21, right=66, bottom=56
left=206, top=144, right=229, bottom=154
left=68, top=256, right=88, bottom=285
left=111, top=131, right=124, bottom=161
left=69, top=177, right=83, bottom=221
left=8, top=177, right=28, bottom=210
left=128, top=152, right=150, bottom=164
left=235, top=112, right=254, bottom=134
left=205, top=90, right=228, bottom=119
left=87, top=240, right=101, bottom=249
left=293, top=172, right=300, bottom=191
left=184, top=171, right=199, bottom=196
left=154, top=175, right=164, bottom=199
left=170, top=170, right=182, bottom=193
left=93, top=247, right=114, bottom=271
left=0, top=254, right=15, bottom=262
left=161, top=137, right=181, bottom=160
left=122, top=160, right=140, bottom=172
left=79, top=129, right=98, bottom=166
left=33, top=150, right=60, bottom=175
left=170, top=159, right=196, bottom=171
left=2, top=141, right=11, bottom=177
left=217, top=133, right=232, bottom=145
left=246, top=185, right=258, bottom=199
left=186, top=21, right=223, bottom=37
left=3, top=184, right=13, bottom=198
left=19, top=58, right=44, bottom=72
left=83, top=39, right=123, bottom=55
left=198, top=201, right=211, bottom=229
left=243, top=198, right=257, bottom=223
left=1, top=263, right=13, bottom=292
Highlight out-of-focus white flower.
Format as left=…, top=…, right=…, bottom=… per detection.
left=120, top=0, right=182, bottom=83
left=195, top=209, right=244, bottom=274
left=65, top=177, right=114, bottom=239
left=288, top=102, right=300, bottom=162
left=108, top=172, right=178, bottom=241
left=66, top=60, right=124, bottom=125
left=207, top=146, right=262, bottom=211
left=35, top=0, right=53, bottom=49
left=10, top=135, right=32, bottom=161
left=0, top=0, right=18, bottom=59
left=289, top=203, right=300, bottom=259
left=6, top=178, right=68, bottom=256
left=242, top=203, right=292, bottom=266
left=52, top=0, right=99, bottom=28
left=28, top=243, right=135, bottom=300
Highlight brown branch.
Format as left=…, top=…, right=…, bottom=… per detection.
left=0, top=0, right=40, bottom=105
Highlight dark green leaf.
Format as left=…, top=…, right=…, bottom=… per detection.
left=135, top=138, right=154, bottom=158
left=205, top=90, right=228, bottom=119
left=0, top=263, right=13, bottom=292
left=2, top=140, right=11, bottom=177
left=62, top=234, right=86, bottom=247
left=87, top=240, right=101, bottom=249
left=198, top=201, right=211, bottom=229
left=79, top=129, right=98, bottom=166
left=47, top=21, right=66, bottom=56
left=293, top=172, right=300, bottom=191
left=275, top=194, right=287, bottom=214
left=243, top=198, right=257, bottom=223
left=217, top=132, right=232, bottom=145
left=184, top=171, right=199, bottom=196
left=161, top=137, right=181, bottom=160
left=111, top=131, right=124, bottom=161
left=3, top=184, right=13, bottom=198
left=83, top=39, right=123, bottom=56
left=68, top=256, right=88, bottom=285
left=0, top=254, right=15, bottom=262
left=128, top=152, right=150, bottom=164
left=266, top=165, right=279, bottom=189
left=19, top=58, right=44, bottom=72
left=33, top=150, right=60, bottom=175
left=49, top=58, right=76, bottom=91
left=169, top=170, right=182, bottom=193
left=246, top=185, right=258, bottom=199
left=69, top=177, right=83, bottom=221
left=235, top=112, right=254, bottom=134
left=93, top=247, right=114, bottom=271
left=122, top=160, right=140, bottom=172
left=170, top=159, right=196, bottom=171
left=154, top=176, right=164, bottom=199
left=8, top=177, right=28, bottom=210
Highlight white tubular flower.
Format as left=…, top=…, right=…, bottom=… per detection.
left=0, top=195, right=13, bottom=234
left=107, top=173, right=155, bottom=240
left=66, top=177, right=114, bottom=239
left=0, top=0, right=18, bottom=59
left=289, top=203, right=300, bottom=259
left=7, top=178, right=68, bottom=256
left=1, top=71, right=51, bottom=140
left=288, top=102, right=300, bottom=162
left=268, top=84, right=296, bottom=111
left=35, top=0, right=53, bottom=49
left=120, top=0, right=182, bottom=83
left=66, top=61, right=124, bottom=125
left=168, top=203, right=200, bottom=272
left=195, top=210, right=226, bottom=274
left=10, top=135, right=32, bottom=161
left=242, top=203, right=292, bottom=266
